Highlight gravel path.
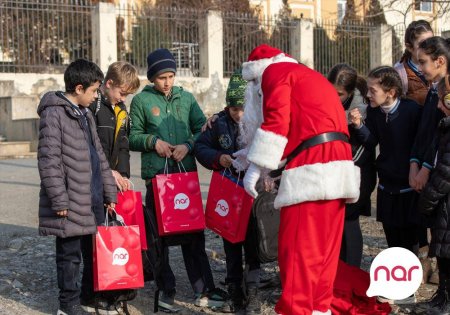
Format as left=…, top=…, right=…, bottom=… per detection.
left=0, top=155, right=438, bottom=314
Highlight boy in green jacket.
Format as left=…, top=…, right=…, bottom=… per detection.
left=129, top=49, right=226, bottom=312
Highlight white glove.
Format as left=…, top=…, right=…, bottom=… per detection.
left=243, top=163, right=261, bottom=198
left=232, top=148, right=250, bottom=171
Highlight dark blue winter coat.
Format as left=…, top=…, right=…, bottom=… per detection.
left=194, top=111, right=239, bottom=171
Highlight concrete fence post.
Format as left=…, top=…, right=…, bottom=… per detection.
left=91, top=3, right=117, bottom=72
left=199, top=11, right=223, bottom=78
left=290, top=19, right=314, bottom=69
left=370, top=24, right=392, bottom=68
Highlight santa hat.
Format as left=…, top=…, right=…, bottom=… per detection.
left=242, top=44, right=297, bottom=81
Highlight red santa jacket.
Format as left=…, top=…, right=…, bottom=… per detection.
left=244, top=61, right=360, bottom=209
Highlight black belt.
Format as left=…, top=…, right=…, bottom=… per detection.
left=269, top=132, right=349, bottom=178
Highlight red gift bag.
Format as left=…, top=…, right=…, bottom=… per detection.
left=93, top=225, right=144, bottom=291
left=115, top=189, right=147, bottom=250
left=152, top=169, right=205, bottom=236
left=205, top=171, right=254, bottom=243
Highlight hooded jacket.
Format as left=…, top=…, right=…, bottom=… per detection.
left=37, top=91, right=117, bottom=238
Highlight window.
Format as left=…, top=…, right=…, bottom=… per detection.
left=338, top=0, right=346, bottom=23
left=415, top=1, right=432, bottom=12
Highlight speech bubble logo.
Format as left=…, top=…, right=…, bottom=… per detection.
left=174, top=193, right=190, bottom=210
left=112, top=248, right=129, bottom=266
left=366, top=247, right=422, bottom=300
left=215, top=199, right=229, bottom=217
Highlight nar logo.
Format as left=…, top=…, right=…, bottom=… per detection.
left=112, top=248, right=129, bottom=266
left=215, top=199, right=229, bottom=217
left=366, top=247, right=422, bottom=300
left=174, top=193, right=190, bottom=210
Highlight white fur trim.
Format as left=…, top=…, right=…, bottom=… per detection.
left=275, top=160, right=361, bottom=209
left=312, top=310, right=331, bottom=315
left=242, top=53, right=298, bottom=81
left=247, top=128, right=288, bottom=170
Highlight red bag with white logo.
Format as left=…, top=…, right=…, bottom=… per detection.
left=205, top=170, right=254, bottom=243
left=152, top=163, right=205, bottom=236
left=115, top=188, right=147, bottom=250
left=93, top=215, right=144, bottom=291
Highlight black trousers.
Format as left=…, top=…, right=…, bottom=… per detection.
left=222, top=212, right=260, bottom=285
left=56, top=234, right=94, bottom=307
left=145, top=183, right=215, bottom=294
left=56, top=204, right=105, bottom=308
left=340, top=217, right=363, bottom=268
left=438, top=257, right=450, bottom=283
left=382, top=223, right=418, bottom=253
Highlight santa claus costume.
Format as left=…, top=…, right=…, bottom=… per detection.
left=239, top=45, right=360, bottom=315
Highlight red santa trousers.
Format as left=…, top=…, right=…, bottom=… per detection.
left=275, top=199, right=345, bottom=315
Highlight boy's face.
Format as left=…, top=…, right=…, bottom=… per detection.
left=76, top=81, right=101, bottom=107
left=105, top=80, right=131, bottom=105
left=152, top=72, right=175, bottom=96
left=228, top=106, right=244, bottom=123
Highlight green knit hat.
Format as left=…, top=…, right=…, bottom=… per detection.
left=226, top=68, right=247, bottom=108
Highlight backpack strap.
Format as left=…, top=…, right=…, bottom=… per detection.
left=394, top=62, right=408, bottom=96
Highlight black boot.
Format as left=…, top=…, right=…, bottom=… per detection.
left=218, top=282, right=245, bottom=313
left=416, top=280, right=450, bottom=315
left=245, top=284, right=261, bottom=315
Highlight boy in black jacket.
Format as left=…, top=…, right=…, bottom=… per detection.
left=195, top=69, right=261, bottom=314
left=87, top=61, right=140, bottom=313
left=89, top=61, right=141, bottom=192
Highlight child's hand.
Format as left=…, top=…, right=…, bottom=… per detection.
left=105, top=202, right=116, bottom=214
left=201, top=114, right=219, bottom=132
left=409, top=162, right=419, bottom=189
left=155, top=139, right=174, bottom=158
left=349, top=108, right=362, bottom=127
left=56, top=209, right=68, bottom=217
left=112, top=170, right=129, bottom=192
left=414, top=167, right=430, bottom=192
left=172, top=144, right=189, bottom=162
left=219, top=154, right=233, bottom=168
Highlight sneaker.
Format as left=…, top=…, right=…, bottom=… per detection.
left=158, top=290, right=180, bottom=313
left=245, top=285, right=261, bottom=314
left=80, top=298, right=122, bottom=315
left=215, top=283, right=245, bottom=313
left=395, top=294, right=416, bottom=305
left=57, top=304, right=90, bottom=315
left=194, top=287, right=227, bottom=308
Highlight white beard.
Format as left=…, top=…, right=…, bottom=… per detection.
left=232, top=80, right=264, bottom=172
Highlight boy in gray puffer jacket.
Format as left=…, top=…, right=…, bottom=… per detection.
left=37, top=59, right=117, bottom=315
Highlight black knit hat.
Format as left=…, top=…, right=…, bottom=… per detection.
left=226, top=68, right=247, bottom=108
left=146, top=48, right=177, bottom=81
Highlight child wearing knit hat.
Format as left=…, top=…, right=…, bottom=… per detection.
left=195, top=69, right=262, bottom=314
left=129, top=48, right=227, bottom=312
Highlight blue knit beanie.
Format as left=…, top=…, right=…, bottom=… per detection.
left=146, top=48, right=177, bottom=81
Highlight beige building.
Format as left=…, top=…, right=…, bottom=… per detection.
left=249, top=0, right=346, bottom=21
left=250, top=0, right=449, bottom=31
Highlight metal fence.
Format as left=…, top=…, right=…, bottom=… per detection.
left=222, top=12, right=297, bottom=77
left=0, top=0, right=93, bottom=73
left=116, top=5, right=205, bottom=77
left=313, top=19, right=374, bottom=76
